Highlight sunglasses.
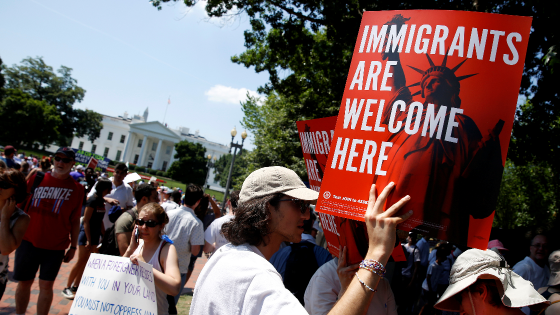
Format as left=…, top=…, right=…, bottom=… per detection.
left=0, top=181, right=15, bottom=190
left=135, top=219, right=160, bottom=228
left=279, top=198, right=311, bottom=213
left=54, top=156, right=73, bottom=163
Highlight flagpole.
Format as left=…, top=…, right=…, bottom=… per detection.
left=163, top=96, right=170, bottom=126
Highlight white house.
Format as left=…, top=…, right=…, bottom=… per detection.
left=51, top=108, right=230, bottom=192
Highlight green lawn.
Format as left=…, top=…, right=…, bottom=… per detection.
left=108, top=169, right=225, bottom=201
left=177, top=293, right=193, bottom=314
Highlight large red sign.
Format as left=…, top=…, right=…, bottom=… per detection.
left=316, top=10, right=532, bottom=249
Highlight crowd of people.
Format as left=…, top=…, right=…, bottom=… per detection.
left=1, top=145, right=559, bottom=315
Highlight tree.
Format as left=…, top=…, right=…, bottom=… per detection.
left=2, top=57, right=103, bottom=145
left=494, top=161, right=557, bottom=230
left=213, top=148, right=249, bottom=189
left=0, top=89, right=62, bottom=148
left=167, top=141, right=208, bottom=186
left=0, top=57, right=5, bottom=100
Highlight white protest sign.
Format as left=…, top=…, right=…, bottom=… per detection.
left=69, top=253, right=158, bottom=315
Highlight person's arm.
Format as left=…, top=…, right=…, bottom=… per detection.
left=328, top=183, right=412, bottom=315
left=426, top=274, right=433, bottom=292
left=0, top=198, right=30, bottom=255
left=64, top=200, right=82, bottom=262
left=123, top=226, right=139, bottom=258
left=117, top=232, right=132, bottom=256
left=203, top=240, right=215, bottom=254
left=207, top=194, right=221, bottom=218
left=203, top=222, right=216, bottom=254
left=191, top=245, right=201, bottom=256
left=83, top=206, right=94, bottom=248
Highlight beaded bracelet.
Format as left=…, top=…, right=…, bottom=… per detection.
left=355, top=272, right=377, bottom=293
left=359, top=259, right=386, bottom=278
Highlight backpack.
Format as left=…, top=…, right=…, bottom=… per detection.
left=283, top=242, right=319, bottom=306
left=99, top=209, right=137, bottom=256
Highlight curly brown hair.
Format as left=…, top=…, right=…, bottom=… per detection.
left=222, top=193, right=283, bottom=247
left=0, top=168, right=28, bottom=203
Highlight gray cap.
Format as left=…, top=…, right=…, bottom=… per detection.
left=239, top=166, right=319, bottom=204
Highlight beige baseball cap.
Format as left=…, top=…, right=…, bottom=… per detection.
left=239, top=166, right=319, bottom=204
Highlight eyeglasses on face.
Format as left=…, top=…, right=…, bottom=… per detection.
left=135, top=219, right=160, bottom=228
left=54, top=156, right=73, bottom=163
left=279, top=198, right=311, bottom=213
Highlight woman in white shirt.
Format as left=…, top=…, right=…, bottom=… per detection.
left=124, top=202, right=181, bottom=315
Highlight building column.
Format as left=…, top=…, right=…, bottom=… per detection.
left=137, top=135, right=148, bottom=166
left=153, top=139, right=163, bottom=170
left=169, top=145, right=178, bottom=165
left=122, top=131, right=132, bottom=162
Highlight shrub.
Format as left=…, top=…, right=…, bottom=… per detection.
left=156, top=171, right=165, bottom=177
left=148, top=169, right=157, bottom=175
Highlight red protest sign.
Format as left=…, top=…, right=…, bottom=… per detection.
left=297, top=117, right=404, bottom=263
left=316, top=10, right=532, bottom=248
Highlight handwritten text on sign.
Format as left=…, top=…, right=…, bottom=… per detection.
left=69, top=253, right=158, bottom=315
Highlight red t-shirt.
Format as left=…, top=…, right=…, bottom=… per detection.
left=23, top=172, right=84, bottom=250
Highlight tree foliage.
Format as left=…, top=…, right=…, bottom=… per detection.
left=1, top=57, right=103, bottom=145
left=494, top=161, right=557, bottom=230
left=0, top=89, right=62, bottom=148
left=167, top=141, right=208, bottom=186
left=213, top=148, right=249, bottom=189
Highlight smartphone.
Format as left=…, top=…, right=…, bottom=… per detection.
left=134, top=226, right=139, bottom=243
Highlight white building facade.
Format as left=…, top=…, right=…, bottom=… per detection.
left=60, top=109, right=229, bottom=191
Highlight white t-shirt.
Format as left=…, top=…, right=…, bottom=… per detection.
left=513, top=256, right=551, bottom=315
left=166, top=207, right=204, bottom=273
left=190, top=243, right=307, bottom=315
left=88, top=181, right=134, bottom=229
left=161, top=200, right=179, bottom=212
left=204, top=214, right=234, bottom=252
left=304, top=258, right=397, bottom=315
left=402, top=243, right=421, bottom=277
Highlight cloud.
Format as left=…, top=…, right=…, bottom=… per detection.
left=205, top=85, right=260, bottom=104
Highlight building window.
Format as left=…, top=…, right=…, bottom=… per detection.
left=166, top=146, right=172, bottom=154
left=162, top=161, right=168, bottom=171
left=134, top=154, right=139, bottom=164
left=152, top=143, right=157, bottom=151
left=108, top=132, right=113, bottom=140
left=116, top=150, right=122, bottom=161
left=78, top=141, right=84, bottom=150
left=137, top=139, right=143, bottom=148
left=120, top=135, right=126, bottom=143
left=147, top=162, right=153, bottom=169
left=103, top=147, right=109, bottom=157
left=91, top=144, right=97, bottom=154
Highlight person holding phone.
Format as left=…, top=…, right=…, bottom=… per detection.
left=0, top=168, right=28, bottom=300
left=124, top=202, right=181, bottom=315
left=62, top=178, right=113, bottom=299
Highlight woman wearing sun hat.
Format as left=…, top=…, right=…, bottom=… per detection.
left=434, top=248, right=550, bottom=315
left=537, top=250, right=560, bottom=315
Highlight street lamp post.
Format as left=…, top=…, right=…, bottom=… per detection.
left=203, top=154, right=217, bottom=193
left=222, top=127, right=247, bottom=212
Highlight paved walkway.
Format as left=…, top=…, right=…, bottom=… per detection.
left=0, top=251, right=208, bottom=315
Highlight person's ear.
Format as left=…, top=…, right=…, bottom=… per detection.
left=192, top=198, right=201, bottom=209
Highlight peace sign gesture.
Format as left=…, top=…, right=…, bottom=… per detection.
left=364, top=182, right=413, bottom=265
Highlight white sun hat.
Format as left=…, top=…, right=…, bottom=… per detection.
left=434, top=248, right=550, bottom=312
left=239, top=166, right=319, bottom=204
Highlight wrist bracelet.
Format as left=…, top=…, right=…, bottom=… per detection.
left=355, top=272, right=377, bottom=293
left=70, top=246, right=77, bottom=250
left=359, top=259, right=386, bottom=278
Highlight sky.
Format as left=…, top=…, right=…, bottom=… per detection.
left=0, top=0, right=267, bottom=150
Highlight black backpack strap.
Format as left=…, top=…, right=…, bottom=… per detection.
left=22, top=171, right=45, bottom=212
left=158, top=241, right=168, bottom=274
